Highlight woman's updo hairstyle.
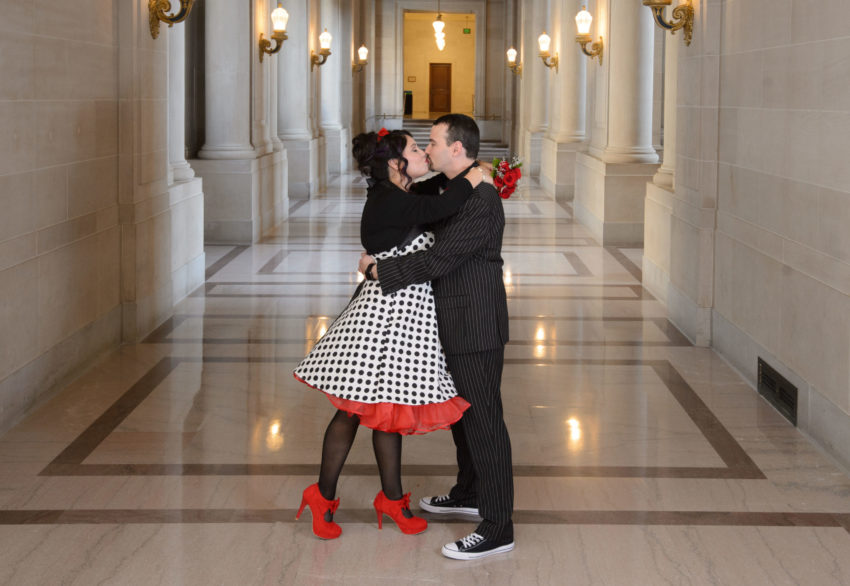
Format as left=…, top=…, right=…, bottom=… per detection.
left=352, top=129, right=413, bottom=188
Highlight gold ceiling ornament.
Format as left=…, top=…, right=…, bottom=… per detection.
left=643, top=0, right=694, bottom=46
left=148, top=0, right=195, bottom=40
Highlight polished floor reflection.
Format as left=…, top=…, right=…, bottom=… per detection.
left=1, top=174, right=850, bottom=584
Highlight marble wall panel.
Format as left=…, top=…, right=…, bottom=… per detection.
left=0, top=261, right=39, bottom=381
left=669, top=213, right=701, bottom=302
left=33, top=167, right=68, bottom=230
left=791, top=0, right=849, bottom=44
left=68, top=157, right=119, bottom=219
left=818, top=188, right=850, bottom=264
left=0, top=102, right=35, bottom=176
left=0, top=0, right=121, bottom=433
left=0, top=173, right=35, bottom=242
left=37, top=237, right=101, bottom=352
left=822, top=37, right=850, bottom=113
left=779, top=269, right=850, bottom=413
left=0, top=32, right=35, bottom=100
left=0, top=0, right=34, bottom=34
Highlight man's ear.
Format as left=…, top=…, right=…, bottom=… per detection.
left=449, top=141, right=463, bottom=157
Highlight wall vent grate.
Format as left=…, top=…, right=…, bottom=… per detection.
left=757, top=358, right=797, bottom=425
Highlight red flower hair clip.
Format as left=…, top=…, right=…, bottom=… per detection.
left=377, top=127, right=389, bottom=141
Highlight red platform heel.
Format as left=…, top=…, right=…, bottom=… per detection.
left=373, top=491, right=428, bottom=535
left=296, top=484, right=342, bottom=539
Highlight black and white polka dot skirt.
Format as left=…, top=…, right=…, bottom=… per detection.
left=293, top=232, right=470, bottom=435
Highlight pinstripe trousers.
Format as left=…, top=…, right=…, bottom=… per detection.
left=445, top=348, right=514, bottom=541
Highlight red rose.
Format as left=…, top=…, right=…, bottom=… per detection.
left=500, top=185, right=515, bottom=199
left=494, top=175, right=505, bottom=188
left=499, top=160, right=510, bottom=172
left=503, top=168, right=519, bottom=187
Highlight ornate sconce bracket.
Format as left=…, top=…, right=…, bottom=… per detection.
left=311, top=49, right=331, bottom=71
left=507, top=62, right=522, bottom=77
left=259, top=31, right=288, bottom=63
left=539, top=53, right=559, bottom=73
left=148, top=0, right=195, bottom=39
left=576, top=34, right=603, bottom=65
left=643, top=0, right=694, bottom=46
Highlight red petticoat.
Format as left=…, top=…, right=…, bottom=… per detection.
left=293, top=373, right=470, bottom=435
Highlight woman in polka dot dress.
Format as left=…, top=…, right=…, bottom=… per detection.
left=293, top=129, right=490, bottom=539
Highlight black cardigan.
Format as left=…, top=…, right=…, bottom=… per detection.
left=360, top=173, right=473, bottom=254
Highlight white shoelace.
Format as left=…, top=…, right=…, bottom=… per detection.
left=459, top=533, right=485, bottom=549
left=433, top=495, right=451, bottom=504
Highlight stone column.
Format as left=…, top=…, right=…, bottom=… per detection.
left=168, top=22, right=194, bottom=183
left=192, top=0, right=260, bottom=243
left=522, top=0, right=550, bottom=177
left=318, top=0, right=347, bottom=179
left=541, top=0, right=587, bottom=202
left=653, top=34, right=678, bottom=188
left=278, top=0, right=319, bottom=198
left=574, top=0, right=660, bottom=245
left=598, top=0, right=658, bottom=164
left=198, top=0, right=253, bottom=160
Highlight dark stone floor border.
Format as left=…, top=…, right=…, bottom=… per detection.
left=605, top=246, right=643, bottom=282
left=143, top=316, right=690, bottom=347
left=204, top=246, right=249, bottom=280
left=0, top=509, right=847, bottom=533
left=39, top=357, right=760, bottom=480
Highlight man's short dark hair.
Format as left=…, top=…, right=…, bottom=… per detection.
left=433, top=114, right=480, bottom=159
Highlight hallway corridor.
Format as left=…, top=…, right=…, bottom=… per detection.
left=1, top=175, right=849, bottom=584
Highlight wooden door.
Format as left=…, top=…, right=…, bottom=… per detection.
left=429, top=63, right=451, bottom=113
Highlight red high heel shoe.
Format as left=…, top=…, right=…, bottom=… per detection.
left=373, top=491, right=428, bottom=535
left=296, top=484, right=342, bottom=539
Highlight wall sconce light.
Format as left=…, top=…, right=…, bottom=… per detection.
left=575, top=6, right=603, bottom=65
left=643, top=0, right=694, bottom=46
left=506, top=47, right=522, bottom=77
left=259, top=2, right=289, bottom=62
left=537, top=32, right=559, bottom=72
left=148, top=0, right=195, bottom=39
left=311, top=28, right=333, bottom=70
left=352, top=44, right=369, bottom=73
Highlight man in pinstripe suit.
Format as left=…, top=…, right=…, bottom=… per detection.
left=359, top=114, right=514, bottom=560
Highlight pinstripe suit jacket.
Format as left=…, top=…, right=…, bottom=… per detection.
left=377, top=182, right=509, bottom=355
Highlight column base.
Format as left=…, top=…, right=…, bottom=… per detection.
left=541, top=138, right=584, bottom=203
left=574, top=151, right=659, bottom=246
left=191, top=152, right=287, bottom=244
left=523, top=130, right=544, bottom=177
left=282, top=137, right=319, bottom=199
left=171, top=161, right=195, bottom=182
left=320, top=126, right=350, bottom=179
left=168, top=177, right=205, bottom=304
left=643, top=181, right=675, bottom=304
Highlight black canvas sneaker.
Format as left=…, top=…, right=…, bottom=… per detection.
left=441, top=532, right=515, bottom=560
left=419, top=494, right=479, bottom=516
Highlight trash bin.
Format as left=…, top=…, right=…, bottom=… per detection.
left=403, top=91, right=413, bottom=116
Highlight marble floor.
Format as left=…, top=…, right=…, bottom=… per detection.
left=1, top=174, right=850, bottom=585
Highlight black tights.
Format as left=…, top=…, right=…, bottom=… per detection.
left=317, top=409, right=403, bottom=501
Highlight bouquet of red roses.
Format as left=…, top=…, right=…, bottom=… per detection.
left=492, top=155, right=522, bottom=199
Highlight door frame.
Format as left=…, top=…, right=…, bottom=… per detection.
left=393, top=1, right=486, bottom=119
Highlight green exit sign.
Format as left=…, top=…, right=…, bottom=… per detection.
left=463, top=28, right=471, bottom=34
